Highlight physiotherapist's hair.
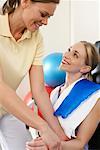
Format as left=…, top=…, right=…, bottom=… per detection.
left=2, top=0, right=60, bottom=14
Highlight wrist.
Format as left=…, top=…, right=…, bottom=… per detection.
left=39, top=122, right=49, bottom=135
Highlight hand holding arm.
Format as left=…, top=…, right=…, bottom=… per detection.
left=26, top=137, right=62, bottom=150
left=0, top=67, right=61, bottom=150
left=26, top=100, right=100, bottom=150
left=29, top=65, right=68, bottom=141
left=26, top=137, right=48, bottom=150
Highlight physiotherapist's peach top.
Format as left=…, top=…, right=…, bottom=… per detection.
left=0, top=13, right=44, bottom=117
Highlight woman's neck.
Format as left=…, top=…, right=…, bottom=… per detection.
left=65, top=73, right=83, bottom=87
left=8, top=8, right=26, bottom=40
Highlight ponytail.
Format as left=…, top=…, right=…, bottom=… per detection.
left=2, top=0, right=20, bottom=14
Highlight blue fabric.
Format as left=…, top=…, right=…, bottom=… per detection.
left=54, top=79, right=100, bottom=118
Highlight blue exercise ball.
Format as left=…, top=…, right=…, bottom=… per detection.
left=43, top=52, right=66, bottom=87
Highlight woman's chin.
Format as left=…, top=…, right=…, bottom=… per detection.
left=27, top=25, right=39, bottom=32
left=29, top=28, right=38, bottom=32
left=59, top=64, right=67, bottom=72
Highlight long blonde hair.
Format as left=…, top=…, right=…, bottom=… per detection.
left=81, top=41, right=99, bottom=80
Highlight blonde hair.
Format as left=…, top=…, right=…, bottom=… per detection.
left=80, top=41, right=99, bottom=80
left=2, top=0, right=60, bottom=14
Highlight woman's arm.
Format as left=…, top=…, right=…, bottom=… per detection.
left=61, top=99, right=100, bottom=150
left=0, top=67, right=61, bottom=150
left=29, top=65, right=68, bottom=141
left=26, top=99, right=100, bottom=150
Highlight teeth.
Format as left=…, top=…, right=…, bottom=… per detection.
left=35, top=24, right=40, bottom=29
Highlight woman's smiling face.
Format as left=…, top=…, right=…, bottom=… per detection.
left=21, top=1, right=57, bottom=32
left=60, top=42, right=87, bottom=74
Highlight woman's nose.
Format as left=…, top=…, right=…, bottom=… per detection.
left=41, top=17, right=48, bottom=25
left=63, top=51, right=71, bottom=60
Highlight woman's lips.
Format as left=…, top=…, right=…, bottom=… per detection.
left=62, top=58, right=70, bottom=65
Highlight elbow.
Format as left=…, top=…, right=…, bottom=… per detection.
left=0, top=81, right=16, bottom=105
left=77, top=140, right=86, bottom=150
left=79, top=145, right=84, bottom=150
left=0, top=81, right=6, bottom=104
left=80, top=143, right=88, bottom=150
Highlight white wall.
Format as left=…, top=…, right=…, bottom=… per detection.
left=70, top=0, right=100, bottom=44
left=40, top=0, right=70, bottom=55
left=40, top=0, right=100, bottom=54
left=99, top=0, right=100, bottom=37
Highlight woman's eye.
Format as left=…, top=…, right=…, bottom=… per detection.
left=74, top=53, right=78, bottom=58
left=41, top=13, right=46, bottom=17
left=40, top=12, right=50, bottom=18
left=68, top=48, right=70, bottom=52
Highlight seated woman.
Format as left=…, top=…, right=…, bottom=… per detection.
left=26, top=41, right=100, bottom=150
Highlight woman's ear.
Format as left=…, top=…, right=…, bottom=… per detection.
left=80, top=66, right=91, bottom=74
left=21, top=0, right=30, bottom=9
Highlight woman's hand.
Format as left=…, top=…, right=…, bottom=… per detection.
left=39, top=124, right=62, bottom=150
left=26, top=125, right=62, bottom=150
left=26, top=137, right=48, bottom=150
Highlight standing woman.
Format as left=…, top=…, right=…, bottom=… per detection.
left=0, top=0, right=67, bottom=150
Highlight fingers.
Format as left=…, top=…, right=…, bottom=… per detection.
left=26, top=135, right=62, bottom=150
left=26, top=140, right=45, bottom=147
left=26, top=145, right=47, bottom=150
left=26, top=138, right=48, bottom=150
left=40, top=129, right=61, bottom=150
left=26, top=141, right=61, bottom=150
left=34, top=137, right=43, bottom=141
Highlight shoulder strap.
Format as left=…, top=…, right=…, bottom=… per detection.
left=54, top=79, right=100, bottom=118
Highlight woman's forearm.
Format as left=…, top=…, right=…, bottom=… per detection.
left=29, top=65, right=68, bottom=140
left=0, top=81, right=64, bottom=150
left=61, top=139, right=84, bottom=150
left=0, top=80, right=48, bottom=131
left=32, top=87, right=68, bottom=140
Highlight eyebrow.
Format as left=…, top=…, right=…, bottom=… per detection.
left=42, top=11, right=54, bottom=17
left=74, top=50, right=79, bottom=54
left=69, top=47, right=80, bottom=55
